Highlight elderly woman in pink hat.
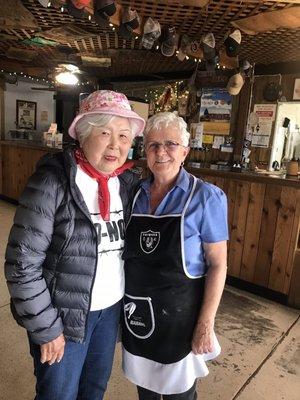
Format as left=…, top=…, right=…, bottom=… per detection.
left=5, top=90, right=145, bottom=400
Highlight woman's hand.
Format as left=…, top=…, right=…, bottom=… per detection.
left=40, top=334, right=65, bottom=365
left=191, top=320, right=214, bottom=354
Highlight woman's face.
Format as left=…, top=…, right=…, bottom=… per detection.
left=145, top=124, right=189, bottom=181
left=81, top=116, right=133, bottom=174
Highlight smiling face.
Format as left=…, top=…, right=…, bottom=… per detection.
left=81, top=116, right=133, bottom=174
left=145, top=124, right=189, bottom=182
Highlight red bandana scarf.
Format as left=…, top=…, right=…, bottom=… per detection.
left=74, top=148, right=133, bottom=221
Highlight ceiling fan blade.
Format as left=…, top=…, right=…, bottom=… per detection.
left=231, top=6, right=300, bottom=35
left=31, top=87, right=56, bottom=91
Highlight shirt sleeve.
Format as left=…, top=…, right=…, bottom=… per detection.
left=200, top=187, right=229, bottom=243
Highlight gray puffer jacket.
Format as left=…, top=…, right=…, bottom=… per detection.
left=4, top=147, right=139, bottom=345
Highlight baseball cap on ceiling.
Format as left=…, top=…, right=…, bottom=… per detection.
left=66, top=0, right=85, bottom=18
left=206, top=53, right=219, bottom=72
left=226, top=72, right=244, bottom=95
left=202, top=33, right=216, bottom=61
left=224, top=29, right=242, bottom=57
left=176, top=34, right=190, bottom=61
left=142, top=17, right=161, bottom=49
left=161, top=27, right=177, bottom=57
left=72, top=0, right=90, bottom=7
left=94, top=0, right=116, bottom=27
left=118, top=7, right=140, bottom=40
left=186, top=40, right=203, bottom=59
left=37, top=0, right=50, bottom=6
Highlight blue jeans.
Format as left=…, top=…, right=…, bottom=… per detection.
left=29, top=300, right=121, bottom=400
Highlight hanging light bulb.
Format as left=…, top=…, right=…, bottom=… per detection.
left=55, top=72, right=79, bottom=85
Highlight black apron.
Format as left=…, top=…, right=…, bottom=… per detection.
left=122, top=176, right=205, bottom=364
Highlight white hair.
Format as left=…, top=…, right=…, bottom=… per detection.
left=76, top=114, right=134, bottom=144
left=144, top=112, right=190, bottom=147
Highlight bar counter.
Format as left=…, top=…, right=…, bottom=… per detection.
left=0, top=140, right=60, bottom=201
left=135, top=159, right=300, bottom=308
left=0, top=142, right=299, bottom=308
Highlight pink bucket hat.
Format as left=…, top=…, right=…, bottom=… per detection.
left=68, top=90, right=146, bottom=139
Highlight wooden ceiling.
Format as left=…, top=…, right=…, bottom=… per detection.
left=0, top=0, right=299, bottom=83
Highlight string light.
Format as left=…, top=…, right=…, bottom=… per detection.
left=88, top=14, right=92, bottom=21
left=47, top=1, right=51, bottom=7
left=60, top=5, right=64, bottom=12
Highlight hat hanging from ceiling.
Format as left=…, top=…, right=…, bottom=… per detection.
left=72, top=0, right=90, bottom=7
left=206, top=53, right=219, bottom=72
left=176, top=34, right=190, bottom=61
left=37, top=0, right=49, bottom=6
left=239, top=59, right=252, bottom=76
left=161, top=27, right=177, bottom=57
left=141, top=17, right=161, bottom=49
left=186, top=40, right=203, bottom=59
left=66, top=0, right=85, bottom=18
left=202, top=33, right=216, bottom=61
left=119, top=7, right=140, bottom=40
left=226, top=72, right=245, bottom=95
left=94, top=0, right=116, bottom=27
left=263, top=82, right=282, bottom=102
left=224, top=29, right=242, bottom=57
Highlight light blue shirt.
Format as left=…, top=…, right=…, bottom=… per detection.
left=133, top=168, right=229, bottom=277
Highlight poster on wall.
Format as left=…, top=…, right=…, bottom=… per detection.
left=199, top=89, right=232, bottom=135
left=252, top=104, right=277, bottom=148
left=16, top=100, right=37, bottom=130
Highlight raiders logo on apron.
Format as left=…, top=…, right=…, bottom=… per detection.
left=140, top=230, right=160, bottom=254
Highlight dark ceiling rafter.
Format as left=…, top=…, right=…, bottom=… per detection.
left=0, top=0, right=299, bottom=83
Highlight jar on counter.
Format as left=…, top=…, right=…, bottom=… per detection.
left=286, top=158, right=299, bottom=176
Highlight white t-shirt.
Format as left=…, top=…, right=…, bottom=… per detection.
left=76, top=166, right=125, bottom=310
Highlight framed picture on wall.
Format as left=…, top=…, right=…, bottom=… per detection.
left=16, top=100, right=37, bottom=130
left=292, top=78, right=300, bottom=100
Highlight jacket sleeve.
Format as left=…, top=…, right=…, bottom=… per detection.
left=4, top=156, right=64, bottom=345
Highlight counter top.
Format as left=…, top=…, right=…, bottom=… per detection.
left=134, top=159, right=300, bottom=188
left=188, top=166, right=300, bottom=188
left=0, top=140, right=61, bottom=152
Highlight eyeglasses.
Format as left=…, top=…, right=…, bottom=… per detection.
left=145, top=140, right=186, bottom=152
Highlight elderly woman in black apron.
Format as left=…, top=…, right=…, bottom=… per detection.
left=122, top=112, right=228, bottom=399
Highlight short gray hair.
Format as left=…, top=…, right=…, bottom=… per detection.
left=144, top=112, right=190, bottom=147
left=76, top=114, right=134, bottom=144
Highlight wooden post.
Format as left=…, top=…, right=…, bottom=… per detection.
left=232, top=77, right=251, bottom=163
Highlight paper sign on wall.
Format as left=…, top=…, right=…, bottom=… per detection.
left=252, top=104, right=276, bottom=148
left=203, top=134, right=214, bottom=144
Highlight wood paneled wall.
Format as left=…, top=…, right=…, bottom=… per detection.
left=200, top=173, right=300, bottom=297
left=0, top=144, right=48, bottom=200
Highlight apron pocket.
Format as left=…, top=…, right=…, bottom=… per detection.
left=124, top=294, right=155, bottom=339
